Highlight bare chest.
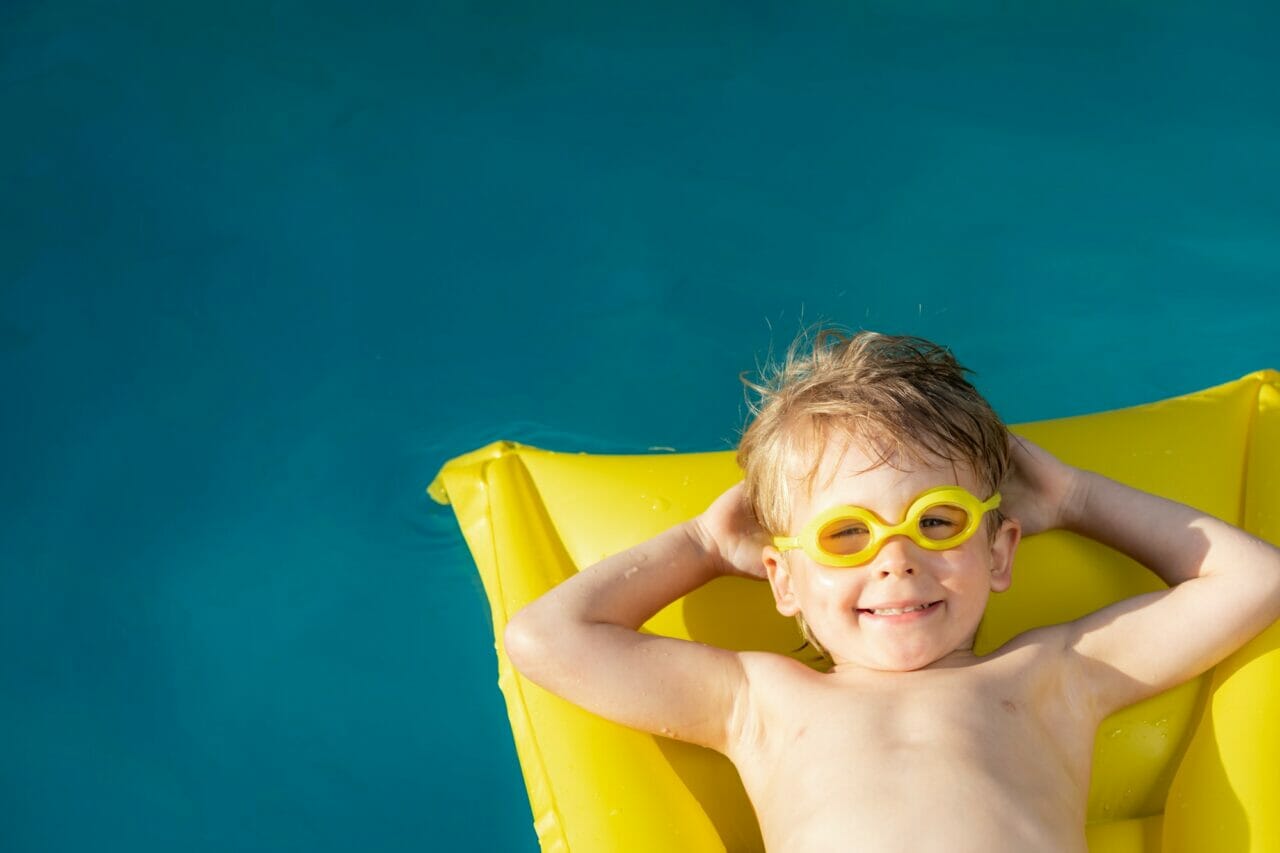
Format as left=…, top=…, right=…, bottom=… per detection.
left=730, top=657, right=1095, bottom=851
left=787, top=676, right=1042, bottom=754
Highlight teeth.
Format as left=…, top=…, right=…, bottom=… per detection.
left=868, top=603, right=930, bottom=616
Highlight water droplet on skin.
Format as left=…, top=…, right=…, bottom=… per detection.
left=624, top=566, right=639, bottom=579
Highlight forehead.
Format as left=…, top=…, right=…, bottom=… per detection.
left=792, top=432, right=977, bottom=517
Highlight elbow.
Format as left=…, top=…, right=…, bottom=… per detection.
left=505, top=601, right=584, bottom=686
left=503, top=606, right=547, bottom=677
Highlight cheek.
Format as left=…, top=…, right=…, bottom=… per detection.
left=938, top=551, right=993, bottom=595
left=794, top=560, right=862, bottom=606
left=808, top=567, right=844, bottom=591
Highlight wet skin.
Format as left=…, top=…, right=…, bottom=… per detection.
left=740, top=441, right=1092, bottom=851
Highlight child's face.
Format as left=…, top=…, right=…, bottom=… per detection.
left=763, top=437, right=1020, bottom=672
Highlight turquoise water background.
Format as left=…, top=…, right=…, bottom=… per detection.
left=4, top=2, right=1279, bottom=850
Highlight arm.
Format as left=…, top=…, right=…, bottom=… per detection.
left=503, top=483, right=767, bottom=753
left=1004, top=438, right=1280, bottom=717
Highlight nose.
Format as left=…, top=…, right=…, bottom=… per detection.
left=873, top=535, right=917, bottom=578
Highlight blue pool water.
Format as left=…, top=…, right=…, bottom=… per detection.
left=3, top=2, right=1279, bottom=850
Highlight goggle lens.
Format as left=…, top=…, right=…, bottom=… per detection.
left=916, top=501, right=971, bottom=544
left=816, top=515, right=873, bottom=556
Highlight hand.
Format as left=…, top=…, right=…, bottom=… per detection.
left=1001, top=435, right=1089, bottom=536
left=688, top=482, right=771, bottom=580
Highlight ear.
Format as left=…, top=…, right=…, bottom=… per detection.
left=987, top=517, right=1021, bottom=593
left=764, top=545, right=801, bottom=616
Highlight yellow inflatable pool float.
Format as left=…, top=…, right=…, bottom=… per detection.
left=429, top=371, right=1280, bottom=853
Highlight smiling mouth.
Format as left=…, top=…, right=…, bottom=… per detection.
left=858, top=601, right=941, bottom=617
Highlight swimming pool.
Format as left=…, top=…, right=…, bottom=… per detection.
left=3, top=1, right=1279, bottom=850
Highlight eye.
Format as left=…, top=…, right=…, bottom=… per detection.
left=817, top=516, right=873, bottom=555
left=917, top=503, right=970, bottom=541
left=829, top=524, right=869, bottom=539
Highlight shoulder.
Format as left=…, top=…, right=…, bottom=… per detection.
left=738, top=650, right=826, bottom=691
left=982, top=624, right=1077, bottom=686
left=987, top=623, right=1102, bottom=724
left=724, top=652, right=820, bottom=753
left=993, top=623, right=1073, bottom=657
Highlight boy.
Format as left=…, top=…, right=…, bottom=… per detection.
left=504, top=330, right=1280, bottom=852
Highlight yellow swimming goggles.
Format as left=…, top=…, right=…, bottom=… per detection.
left=773, top=485, right=1002, bottom=568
